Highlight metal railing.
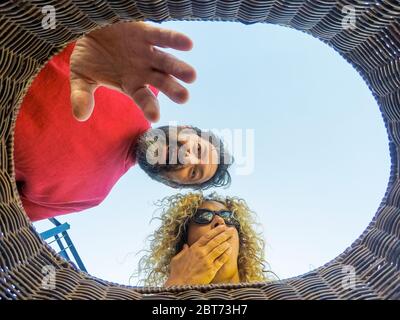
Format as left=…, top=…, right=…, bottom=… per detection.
left=40, top=218, right=87, bottom=272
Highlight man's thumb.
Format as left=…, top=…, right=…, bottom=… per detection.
left=70, top=78, right=97, bottom=121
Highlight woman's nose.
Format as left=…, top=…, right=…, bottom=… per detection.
left=211, top=215, right=226, bottom=229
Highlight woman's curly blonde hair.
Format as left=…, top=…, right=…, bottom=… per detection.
left=134, top=192, right=272, bottom=287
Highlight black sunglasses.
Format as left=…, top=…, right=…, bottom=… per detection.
left=191, top=209, right=240, bottom=228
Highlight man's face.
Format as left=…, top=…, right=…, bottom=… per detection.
left=136, top=126, right=220, bottom=186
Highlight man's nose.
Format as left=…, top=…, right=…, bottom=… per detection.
left=184, top=152, right=200, bottom=164
left=182, top=142, right=200, bottom=164
left=211, top=215, right=226, bottom=229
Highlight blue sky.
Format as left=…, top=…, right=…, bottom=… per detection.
left=34, top=20, right=390, bottom=285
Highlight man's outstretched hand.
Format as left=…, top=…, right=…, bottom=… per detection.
left=70, top=21, right=196, bottom=122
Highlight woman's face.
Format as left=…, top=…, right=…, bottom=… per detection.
left=186, top=200, right=240, bottom=283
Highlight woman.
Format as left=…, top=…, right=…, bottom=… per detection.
left=136, top=192, right=273, bottom=287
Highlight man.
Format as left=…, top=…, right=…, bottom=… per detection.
left=15, top=21, right=232, bottom=222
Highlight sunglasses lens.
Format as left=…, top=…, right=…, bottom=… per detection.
left=219, top=211, right=235, bottom=225
left=193, top=210, right=239, bottom=228
left=194, top=210, right=213, bottom=224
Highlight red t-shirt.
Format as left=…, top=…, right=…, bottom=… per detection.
left=14, top=42, right=156, bottom=222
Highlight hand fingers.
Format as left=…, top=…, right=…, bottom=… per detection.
left=213, top=247, right=232, bottom=271
left=147, top=71, right=189, bottom=104
left=151, top=47, right=196, bottom=84
left=70, top=77, right=97, bottom=121
left=129, top=86, right=160, bottom=122
left=144, top=24, right=194, bottom=51
left=174, top=243, right=189, bottom=259
left=207, top=241, right=231, bottom=262
left=195, top=225, right=228, bottom=247
left=202, top=228, right=234, bottom=253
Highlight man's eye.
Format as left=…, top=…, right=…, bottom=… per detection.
left=197, top=143, right=201, bottom=158
left=191, top=168, right=196, bottom=179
